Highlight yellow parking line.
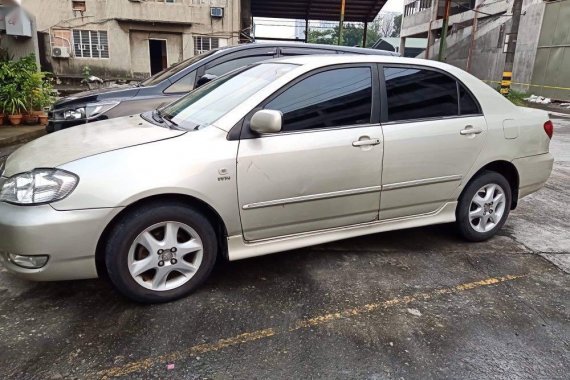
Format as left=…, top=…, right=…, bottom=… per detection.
left=94, top=274, right=525, bottom=379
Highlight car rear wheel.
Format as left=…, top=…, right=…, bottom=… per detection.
left=456, top=171, right=512, bottom=242
left=105, top=202, right=217, bottom=303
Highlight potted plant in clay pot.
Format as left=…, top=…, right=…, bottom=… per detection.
left=22, top=70, right=44, bottom=125
left=2, top=84, right=27, bottom=126
left=0, top=107, right=5, bottom=127
left=34, top=76, right=55, bottom=126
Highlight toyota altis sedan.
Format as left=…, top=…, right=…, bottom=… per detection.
left=0, top=56, right=554, bottom=303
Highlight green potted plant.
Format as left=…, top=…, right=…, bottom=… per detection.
left=35, top=75, right=55, bottom=126
left=2, top=84, right=27, bottom=125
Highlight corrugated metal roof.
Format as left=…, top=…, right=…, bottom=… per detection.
left=251, top=0, right=388, bottom=23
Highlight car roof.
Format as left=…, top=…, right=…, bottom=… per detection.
left=268, top=54, right=456, bottom=72
left=217, top=42, right=399, bottom=56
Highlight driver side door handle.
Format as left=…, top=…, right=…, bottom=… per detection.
left=352, top=138, right=381, bottom=147
left=460, top=125, right=483, bottom=135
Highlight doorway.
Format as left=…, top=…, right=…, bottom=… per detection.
left=149, top=39, right=167, bottom=75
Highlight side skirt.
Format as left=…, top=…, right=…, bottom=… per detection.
left=227, top=202, right=458, bottom=261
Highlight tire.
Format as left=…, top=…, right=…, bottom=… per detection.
left=456, top=171, right=512, bottom=242
left=105, top=202, right=217, bottom=303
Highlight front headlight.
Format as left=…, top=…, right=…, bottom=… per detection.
left=56, top=101, right=119, bottom=121
left=0, top=169, right=79, bottom=205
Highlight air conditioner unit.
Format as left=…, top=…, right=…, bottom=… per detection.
left=210, top=7, right=224, bottom=18
left=52, top=46, right=71, bottom=58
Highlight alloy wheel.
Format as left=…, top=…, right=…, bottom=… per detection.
left=127, top=221, right=203, bottom=291
left=468, top=183, right=507, bottom=233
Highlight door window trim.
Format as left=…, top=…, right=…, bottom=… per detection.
left=229, top=63, right=381, bottom=141
left=378, top=63, right=483, bottom=124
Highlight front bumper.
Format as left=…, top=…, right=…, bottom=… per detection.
left=513, top=152, right=554, bottom=199
left=0, top=202, right=121, bottom=281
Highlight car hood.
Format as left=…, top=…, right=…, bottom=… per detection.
left=4, top=115, right=186, bottom=176
left=53, top=86, right=141, bottom=109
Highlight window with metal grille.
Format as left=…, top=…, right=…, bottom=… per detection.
left=72, top=30, right=109, bottom=59
left=193, top=36, right=219, bottom=55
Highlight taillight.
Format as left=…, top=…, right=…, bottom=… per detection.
left=544, top=120, right=554, bottom=139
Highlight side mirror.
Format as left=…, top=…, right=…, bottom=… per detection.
left=250, top=110, right=283, bottom=134
left=196, top=73, right=217, bottom=87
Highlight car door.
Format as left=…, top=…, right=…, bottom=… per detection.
left=379, top=65, right=487, bottom=220
left=236, top=65, right=384, bottom=241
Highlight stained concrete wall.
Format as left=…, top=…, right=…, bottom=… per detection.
left=0, top=9, right=39, bottom=65
left=402, top=0, right=546, bottom=94
left=21, top=0, right=243, bottom=79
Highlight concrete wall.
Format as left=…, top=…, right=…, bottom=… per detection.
left=402, top=0, right=546, bottom=93
left=0, top=5, right=40, bottom=67
left=21, top=0, right=243, bottom=79
left=0, top=10, right=39, bottom=64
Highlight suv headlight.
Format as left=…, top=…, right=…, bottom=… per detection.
left=55, top=101, right=119, bottom=121
left=0, top=169, right=79, bottom=205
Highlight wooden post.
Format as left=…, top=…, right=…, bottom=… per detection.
left=338, top=0, right=346, bottom=45
left=438, top=0, right=451, bottom=61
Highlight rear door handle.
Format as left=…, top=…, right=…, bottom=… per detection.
left=460, top=125, right=483, bottom=135
left=352, top=138, right=381, bottom=147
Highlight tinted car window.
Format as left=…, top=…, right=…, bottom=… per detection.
left=459, top=85, right=480, bottom=115
left=164, top=70, right=197, bottom=94
left=384, top=67, right=459, bottom=122
left=205, top=55, right=273, bottom=77
left=140, top=50, right=218, bottom=87
left=265, top=67, right=372, bottom=132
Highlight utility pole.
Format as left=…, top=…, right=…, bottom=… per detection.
left=438, top=0, right=451, bottom=61
left=338, top=0, right=346, bottom=45
left=501, top=0, right=523, bottom=96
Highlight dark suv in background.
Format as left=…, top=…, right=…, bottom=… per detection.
left=47, top=43, right=397, bottom=133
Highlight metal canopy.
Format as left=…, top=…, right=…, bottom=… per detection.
left=251, top=0, right=388, bottom=23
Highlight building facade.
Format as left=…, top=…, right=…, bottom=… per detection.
left=400, top=0, right=570, bottom=101
left=0, top=1, right=40, bottom=64
left=21, top=0, right=249, bottom=80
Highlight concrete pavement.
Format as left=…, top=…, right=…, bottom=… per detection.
left=0, top=125, right=45, bottom=149
left=0, top=117, right=568, bottom=379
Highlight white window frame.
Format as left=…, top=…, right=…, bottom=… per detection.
left=72, top=30, right=109, bottom=59
left=193, top=36, right=219, bottom=55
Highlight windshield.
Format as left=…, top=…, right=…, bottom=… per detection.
left=140, top=50, right=220, bottom=87
left=161, top=63, right=297, bottom=130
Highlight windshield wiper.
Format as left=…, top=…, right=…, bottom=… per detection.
left=152, top=109, right=165, bottom=124
left=161, top=113, right=179, bottom=127
left=153, top=108, right=181, bottom=130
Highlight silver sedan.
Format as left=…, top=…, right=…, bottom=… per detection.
left=0, top=55, right=554, bottom=303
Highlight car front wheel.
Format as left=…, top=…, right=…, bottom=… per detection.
left=456, top=171, right=512, bottom=242
left=105, top=202, right=217, bottom=303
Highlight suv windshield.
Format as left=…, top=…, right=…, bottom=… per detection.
left=140, top=50, right=220, bottom=87
left=161, top=63, right=297, bottom=131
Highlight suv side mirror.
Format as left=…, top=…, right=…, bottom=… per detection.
left=196, top=73, right=217, bottom=87
left=250, top=110, right=283, bottom=134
